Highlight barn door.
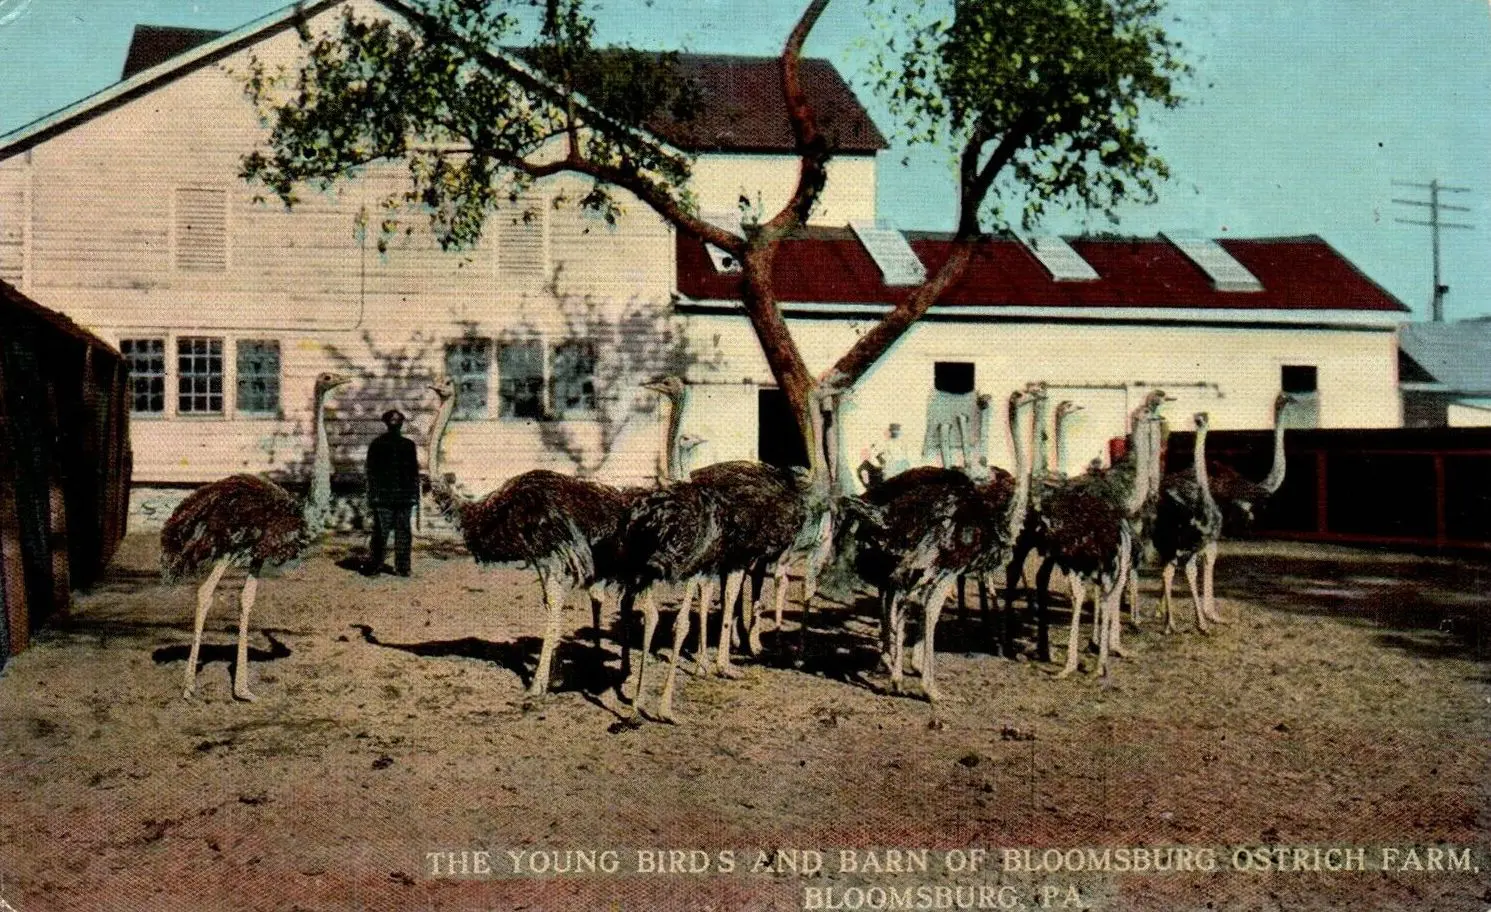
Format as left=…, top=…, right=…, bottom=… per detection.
left=757, top=388, right=809, bottom=469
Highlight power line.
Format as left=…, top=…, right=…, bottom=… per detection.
left=1392, top=179, right=1473, bottom=322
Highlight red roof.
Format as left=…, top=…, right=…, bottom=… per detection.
left=119, top=22, right=887, bottom=155
left=677, top=230, right=1407, bottom=313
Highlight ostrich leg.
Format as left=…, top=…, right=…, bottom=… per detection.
left=183, top=557, right=230, bottom=699
left=627, top=588, right=661, bottom=706
left=1034, top=556, right=1056, bottom=663
left=1127, top=568, right=1142, bottom=631
left=1161, top=563, right=1178, bottom=634
left=1184, top=556, right=1209, bottom=635
left=714, top=569, right=748, bottom=678
left=656, top=587, right=697, bottom=722
left=919, top=575, right=959, bottom=704
left=1201, top=541, right=1225, bottom=624
left=692, top=577, right=717, bottom=675
left=1056, top=577, right=1087, bottom=679
left=232, top=567, right=261, bottom=701
left=588, top=585, right=606, bottom=653
left=1097, top=545, right=1131, bottom=678
left=887, top=592, right=909, bottom=694
left=528, top=569, right=567, bottom=699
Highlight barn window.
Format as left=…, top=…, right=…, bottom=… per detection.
left=177, top=337, right=224, bottom=414
left=934, top=361, right=975, bottom=394
left=550, top=340, right=597, bottom=418
left=444, top=339, right=491, bottom=420
left=174, top=187, right=229, bottom=272
left=498, top=339, right=545, bottom=419
left=121, top=338, right=166, bottom=414
left=1281, top=365, right=1318, bottom=394
left=236, top=340, right=280, bottom=416
left=1280, top=364, right=1320, bottom=429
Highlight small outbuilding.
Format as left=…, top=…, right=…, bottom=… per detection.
left=0, top=280, right=132, bottom=662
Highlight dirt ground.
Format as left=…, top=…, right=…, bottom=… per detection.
left=1, top=531, right=1487, bottom=912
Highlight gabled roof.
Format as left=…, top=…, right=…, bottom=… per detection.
left=1399, top=321, right=1491, bottom=393
left=121, top=25, right=231, bottom=80
left=2, top=2, right=884, bottom=159
left=0, top=0, right=351, bottom=158
left=625, top=54, right=885, bottom=154
left=676, top=230, right=1408, bottom=321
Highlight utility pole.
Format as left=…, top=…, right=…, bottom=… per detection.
left=1392, top=179, right=1473, bottom=322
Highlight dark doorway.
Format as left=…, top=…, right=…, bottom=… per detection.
left=757, top=388, right=810, bottom=469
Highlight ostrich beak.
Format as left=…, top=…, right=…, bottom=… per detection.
left=329, top=373, right=352, bottom=388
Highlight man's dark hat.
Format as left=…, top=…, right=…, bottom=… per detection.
left=382, top=409, right=406, bottom=426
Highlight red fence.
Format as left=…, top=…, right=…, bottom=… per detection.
left=1, top=281, right=133, bottom=660
left=1165, top=427, right=1491, bottom=552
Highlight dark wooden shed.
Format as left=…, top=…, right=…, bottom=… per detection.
left=1, top=280, right=132, bottom=662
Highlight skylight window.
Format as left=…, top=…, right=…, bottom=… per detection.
left=1162, top=233, right=1264, bottom=292
left=1025, top=235, right=1099, bottom=281
left=850, top=220, right=926, bottom=286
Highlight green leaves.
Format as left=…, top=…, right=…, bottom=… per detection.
left=240, top=1, right=700, bottom=249
left=870, top=0, right=1192, bottom=234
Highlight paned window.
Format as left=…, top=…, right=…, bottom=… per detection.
left=121, top=338, right=166, bottom=414
left=236, top=340, right=281, bottom=416
left=498, top=340, right=545, bottom=419
left=550, top=341, right=597, bottom=417
left=445, top=339, right=492, bottom=419
left=177, top=337, right=224, bottom=414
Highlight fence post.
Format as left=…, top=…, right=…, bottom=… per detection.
left=1433, top=453, right=1447, bottom=548
left=1314, top=450, right=1330, bottom=536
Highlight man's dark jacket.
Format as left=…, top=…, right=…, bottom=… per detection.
left=366, top=430, right=420, bottom=507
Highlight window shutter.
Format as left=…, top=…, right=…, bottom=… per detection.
left=174, top=187, right=228, bottom=271
left=495, top=194, right=548, bottom=293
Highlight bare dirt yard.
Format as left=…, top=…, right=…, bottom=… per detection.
left=1, top=531, right=1487, bottom=912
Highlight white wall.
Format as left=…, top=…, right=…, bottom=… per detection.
left=676, top=312, right=1401, bottom=485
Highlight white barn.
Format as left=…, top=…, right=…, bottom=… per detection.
left=0, top=0, right=1406, bottom=521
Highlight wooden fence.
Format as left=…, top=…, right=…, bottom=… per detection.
left=1, top=281, right=132, bottom=661
left=1165, top=426, right=1491, bottom=552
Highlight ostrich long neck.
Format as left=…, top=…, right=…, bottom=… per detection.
left=666, top=387, right=689, bottom=482
left=1195, top=422, right=1216, bottom=510
left=1003, top=398, right=1033, bottom=543
left=302, top=386, right=335, bottom=530
left=1261, top=407, right=1288, bottom=493
left=427, top=391, right=471, bottom=529
left=1121, top=411, right=1152, bottom=517
left=1031, top=393, right=1050, bottom=484
left=1053, top=410, right=1070, bottom=478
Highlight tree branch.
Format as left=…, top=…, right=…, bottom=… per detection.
left=763, top=0, right=834, bottom=237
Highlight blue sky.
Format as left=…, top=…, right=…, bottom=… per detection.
left=1, top=0, right=1487, bottom=320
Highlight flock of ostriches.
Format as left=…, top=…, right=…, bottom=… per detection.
left=162, top=373, right=1292, bottom=720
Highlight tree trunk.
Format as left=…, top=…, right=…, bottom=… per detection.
left=740, top=243, right=824, bottom=479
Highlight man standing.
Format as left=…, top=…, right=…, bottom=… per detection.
left=365, top=408, right=420, bottom=577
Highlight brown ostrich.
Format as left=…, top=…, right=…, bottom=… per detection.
left=1152, top=391, right=1293, bottom=628
left=163, top=370, right=350, bottom=701
left=848, top=389, right=1034, bottom=703
left=1153, top=411, right=1225, bottom=632
left=1028, top=393, right=1165, bottom=678
left=425, top=377, right=642, bottom=701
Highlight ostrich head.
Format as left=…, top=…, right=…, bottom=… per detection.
left=1140, top=389, right=1174, bottom=416
left=315, top=372, right=352, bottom=396
left=428, top=375, right=456, bottom=402
left=1194, top=411, right=1211, bottom=432
left=642, top=375, right=686, bottom=399
left=1055, top=400, right=1083, bottom=420
left=1274, top=392, right=1296, bottom=415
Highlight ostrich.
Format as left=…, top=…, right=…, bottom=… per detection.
left=1153, top=412, right=1224, bottom=633
left=1154, top=393, right=1293, bottom=628
left=851, top=388, right=1034, bottom=702
left=689, top=459, right=833, bottom=675
left=613, top=476, right=722, bottom=721
left=1030, top=393, right=1165, bottom=678
left=163, top=370, right=351, bottom=701
left=426, top=377, right=641, bottom=701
